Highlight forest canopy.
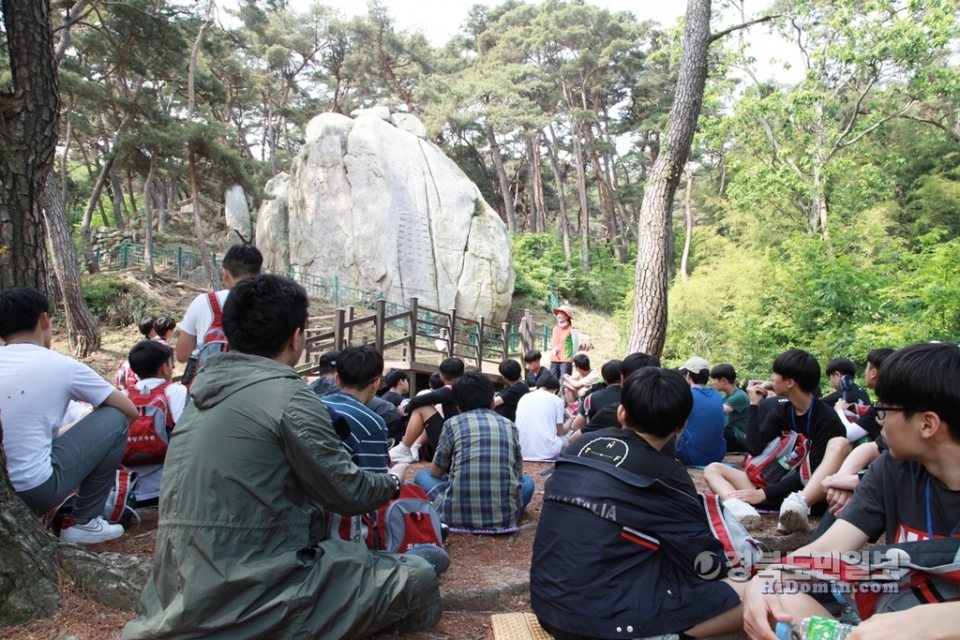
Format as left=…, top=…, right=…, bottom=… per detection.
left=1, top=0, right=958, bottom=377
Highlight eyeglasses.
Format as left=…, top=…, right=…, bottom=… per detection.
left=874, top=404, right=907, bottom=420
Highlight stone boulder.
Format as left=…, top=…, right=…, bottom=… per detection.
left=389, top=112, right=427, bottom=138
left=255, top=173, right=290, bottom=272
left=224, top=185, right=251, bottom=240
left=258, top=111, right=514, bottom=322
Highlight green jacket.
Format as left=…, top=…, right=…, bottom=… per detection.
left=122, top=352, right=438, bottom=639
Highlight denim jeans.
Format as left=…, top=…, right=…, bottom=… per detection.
left=17, top=407, right=129, bottom=522
left=413, top=469, right=535, bottom=510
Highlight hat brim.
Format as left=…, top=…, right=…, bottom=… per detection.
left=552, top=307, right=573, bottom=319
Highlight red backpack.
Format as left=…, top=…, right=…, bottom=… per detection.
left=326, top=484, right=450, bottom=572
left=124, top=381, right=175, bottom=466
left=744, top=431, right=812, bottom=488
left=197, top=292, right=229, bottom=364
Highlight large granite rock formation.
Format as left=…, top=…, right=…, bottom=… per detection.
left=257, top=111, right=515, bottom=322
left=224, top=185, right=251, bottom=240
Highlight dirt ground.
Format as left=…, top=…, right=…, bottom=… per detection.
left=1, top=456, right=797, bottom=640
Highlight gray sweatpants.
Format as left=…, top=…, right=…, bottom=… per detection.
left=18, top=407, right=129, bottom=522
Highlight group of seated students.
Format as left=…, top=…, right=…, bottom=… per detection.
left=4, top=266, right=959, bottom=639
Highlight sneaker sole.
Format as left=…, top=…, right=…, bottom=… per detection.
left=739, top=514, right=762, bottom=530
left=405, top=545, right=451, bottom=576
left=777, top=509, right=809, bottom=535
left=60, top=529, right=125, bottom=544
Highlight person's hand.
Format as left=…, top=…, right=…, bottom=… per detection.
left=746, top=383, right=768, bottom=405
left=822, top=474, right=859, bottom=515
left=727, top=489, right=767, bottom=505
left=835, top=398, right=850, bottom=412
left=846, top=605, right=956, bottom=640
left=388, top=463, right=409, bottom=483
left=742, top=575, right=792, bottom=640
left=822, top=474, right=860, bottom=492
left=825, top=487, right=854, bottom=515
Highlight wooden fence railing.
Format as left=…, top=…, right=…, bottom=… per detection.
left=298, top=297, right=544, bottom=376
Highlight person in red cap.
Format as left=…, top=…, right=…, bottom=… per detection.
left=550, top=305, right=576, bottom=380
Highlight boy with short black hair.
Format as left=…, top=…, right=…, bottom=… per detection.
left=569, top=358, right=622, bottom=436
left=516, top=375, right=568, bottom=461
left=743, top=342, right=960, bottom=640
left=562, top=353, right=600, bottom=404
left=494, top=359, right=529, bottom=422
left=710, top=363, right=749, bottom=454
left=413, top=371, right=533, bottom=532
left=381, top=369, right=409, bottom=408
left=1, top=287, right=137, bottom=544
left=124, top=339, right=188, bottom=505
left=321, top=345, right=390, bottom=473
left=524, top=349, right=551, bottom=388
left=704, top=349, right=848, bottom=533
left=175, top=243, right=263, bottom=365
left=822, top=357, right=870, bottom=407
left=532, top=368, right=747, bottom=639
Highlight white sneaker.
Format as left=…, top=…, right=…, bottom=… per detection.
left=59, top=516, right=124, bottom=544
left=410, top=443, right=421, bottom=462
left=778, top=491, right=810, bottom=534
left=723, top=498, right=762, bottom=530
left=389, top=443, right=417, bottom=464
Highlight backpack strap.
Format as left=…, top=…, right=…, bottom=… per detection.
left=207, top=291, right=223, bottom=324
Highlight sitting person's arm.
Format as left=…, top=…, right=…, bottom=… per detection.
left=280, top=387, right=398, bottom=515
left=101, top=389, right=138, bottom=424
left=429, top=427, right=454, bottom=478
left=405, top=388, right=448, bottom=414
left=493, top=395, right=505, bottom=408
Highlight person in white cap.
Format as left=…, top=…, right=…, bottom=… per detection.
left=549, top=305, right=576, bottom=380
left=676, top=356, right=728, bottom=468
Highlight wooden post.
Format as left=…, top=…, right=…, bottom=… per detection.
left=521, top=309, right=534, bottom=355
left=375, top=298, right=386, bottom=353
left=501, top=322, right=510, bottom=359
left=476, top=316, right=485, bottom=369
left=408, top=297, right=418, bottom=365
left=346, top=305, right=355, bottom=346
left=447, top=308, right=457, bottom=359
left=334, top=308, right=346, bottom=351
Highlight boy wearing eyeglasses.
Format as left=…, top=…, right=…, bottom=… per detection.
left=742, top=342, right=960, bottom=640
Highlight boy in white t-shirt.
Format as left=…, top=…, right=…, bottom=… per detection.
left=175, top=244, right=262, bottom=365
left=0, top=287, right=137, bottom=544
left=123, top=339, right=188, bottom=505
left=516, top=375, right=570, bottom=461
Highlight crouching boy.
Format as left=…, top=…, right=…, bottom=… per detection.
left=531, top=367, right=746, bottom=639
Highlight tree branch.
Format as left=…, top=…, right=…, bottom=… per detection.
left=710, top=15, right=779, bottom=43
left=834, top=101, right=917, bottom=153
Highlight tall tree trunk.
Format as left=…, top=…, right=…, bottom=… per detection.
left=40, top=177, right=101, bottom=356
left=154, top=179, right=168, bottom=233
left=109, top=169, right=126, bottom=230
left=525, top=137, right=539, bottom=233
left=486, top=126, right=516, bottom=232
left=188, top=1, right=215, bottom=122
left=143, top=157, right=157, bottom=278
left=126, top=170, right=138, bottom=217
left=60, top=113, right=71, bottom=206
left=570, top=132, right=591, bottom=271
left=0, top=0, right=59, bottom=293
left=190, top=150, right=219, bottom=286
left=544, top=127, right=572, bottom=262
left=627, top=0, right=712, bottom=357
left=680, top=167, right=694, bottom=282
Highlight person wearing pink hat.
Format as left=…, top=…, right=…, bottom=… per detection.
left=550, top=305, right=576, bottom=380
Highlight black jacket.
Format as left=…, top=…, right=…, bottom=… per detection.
left=530, top=456, right=740, bottom=638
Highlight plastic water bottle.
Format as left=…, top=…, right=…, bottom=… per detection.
left=777, top=450, right=799, bottom=470
left=799, top=616, right=856, bottom=639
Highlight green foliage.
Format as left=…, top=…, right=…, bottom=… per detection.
left=82, top=276, right=156, bottom=327
left=511, top=233, right=632, bottom=312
